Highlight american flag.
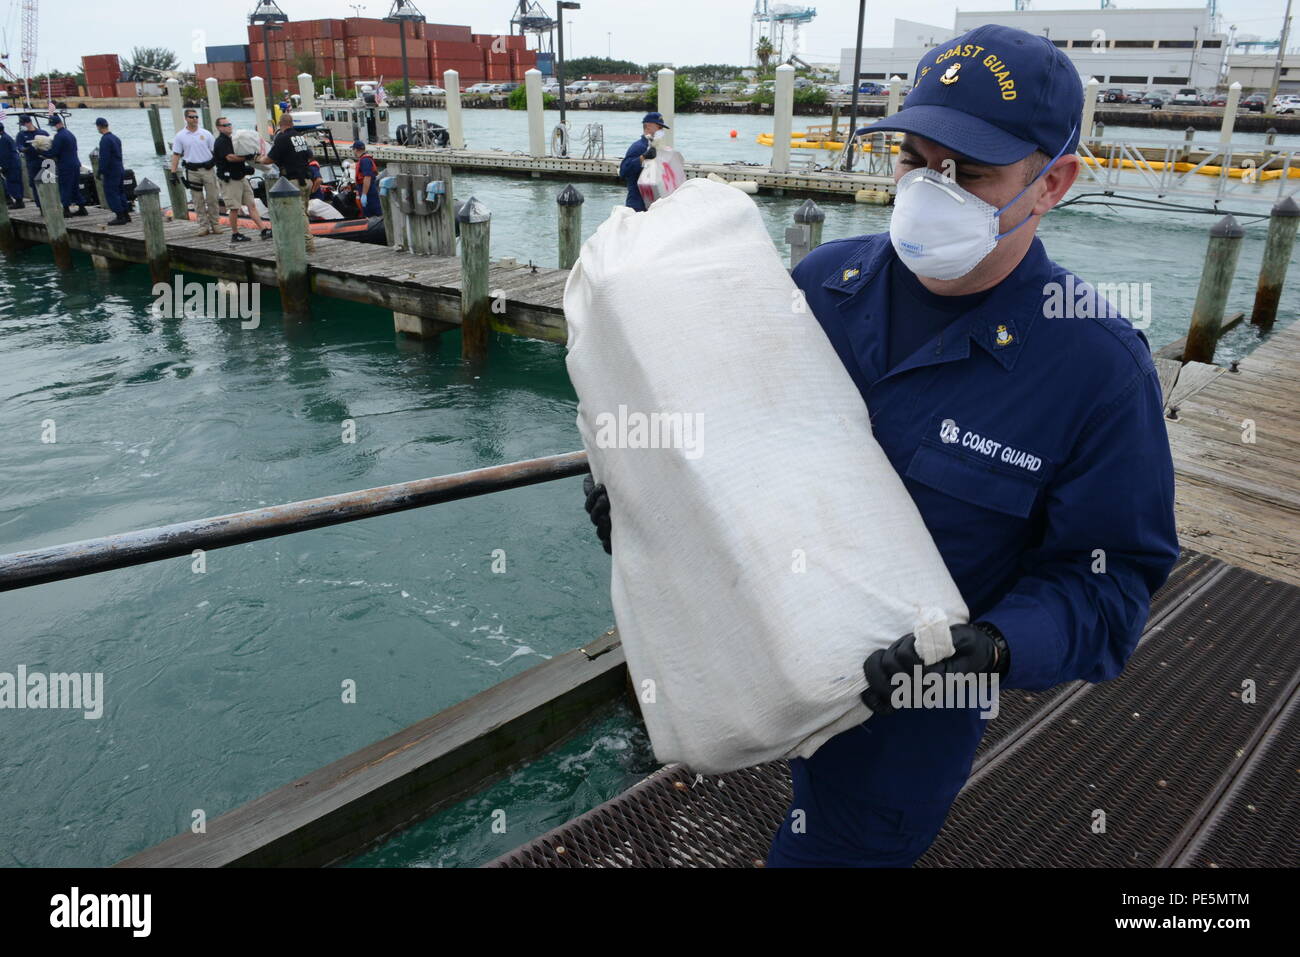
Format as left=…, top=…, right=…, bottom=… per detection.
left=374, top=79, right=386, bottom=105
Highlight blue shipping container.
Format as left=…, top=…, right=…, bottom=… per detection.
left=537, top=51, right=553, bottom=76
left=205, top=44, right=249, bottom=63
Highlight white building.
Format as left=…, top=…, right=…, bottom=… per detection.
left=841, top=7, right=1229, bottom=92
left=1226, top=54, right=1299, bottom=94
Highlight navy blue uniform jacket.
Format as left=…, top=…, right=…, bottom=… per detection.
left=792, top=233, right=1179, bottom=816
left=98, top=131, right=124, bottom=175
left=619, top=136, right=649, bottom=212
left=46, top=127, right=80, bottom=172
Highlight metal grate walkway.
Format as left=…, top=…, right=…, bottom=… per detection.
left=488, top=551, right=1300, bottom=867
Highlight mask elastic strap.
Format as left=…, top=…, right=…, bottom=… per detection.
left=994, top=123, right=1078, bottom=240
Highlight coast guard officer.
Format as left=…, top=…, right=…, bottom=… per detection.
left=95, top=117, right=129, bottom=225
left=619, top=112, right=669, bottom=212
left=584, top=24, right=1179, bottom=867
left=46, top=114, right=88, bottom=216
left=0, top=118, right=23, bottom=209
left=16, top=114, right=46, bottom=207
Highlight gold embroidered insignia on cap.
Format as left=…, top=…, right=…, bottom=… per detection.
left=939, top=63, right=961, bottom=85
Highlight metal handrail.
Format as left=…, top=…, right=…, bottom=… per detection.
left=0, top=451, right=590, bottom=593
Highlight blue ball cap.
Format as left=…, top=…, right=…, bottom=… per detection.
left=641, top=111, right=670, bottom=129
left=95, top=117, right=109, bottom=127
left=351, top=139, right=366, bottom=150
left=862, top=24, right=1082, bottom=165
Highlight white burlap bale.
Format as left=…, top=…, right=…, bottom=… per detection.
left=564, top=178, right=968, bottom=773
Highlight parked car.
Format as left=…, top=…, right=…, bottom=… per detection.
left=1171, top=88, right=1202, bottom=105
left=719, top=82, right=744, bottom=94
left=857, top=81, right=886, bottom=95
left=464, top=82, right=497, bottom=94
left=410, top=84, right=442, bottom=95
left=741, top=85, right=758, bottom=96
left=1141, top=92, right=1165, bottom=109
left=793, top=77, right=813, bottom=90
left=498, top=82, right=520, bottom=93
left=1205, top=92, right=1227, bottom=107
left=1275, top=95, right=1300, bottom=114
left=565, top=81, right=586, bottom=93
left=1102, top=87, right=1127, bottom=103
left=1240, top=92, right=1267, bottom=113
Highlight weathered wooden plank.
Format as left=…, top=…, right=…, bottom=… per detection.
left=1166, top=361, right=1226, bottom=410
left=1154, top=356, right=1182, bottom=410
left=117, top=629, right=629, bottom=867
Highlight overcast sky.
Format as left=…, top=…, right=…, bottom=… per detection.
left=8, top=0, right=1293, bottom=74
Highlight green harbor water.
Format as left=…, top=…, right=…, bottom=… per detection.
left=0, top=105, right=1295, bottom=866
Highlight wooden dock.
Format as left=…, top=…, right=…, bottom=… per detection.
left=5, top=203, right=569, bottom=344
left=366, top=144, right=895, bottom=198
left=1159, top=320, right=1300, bottom=586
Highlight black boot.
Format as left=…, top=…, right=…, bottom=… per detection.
left=72, top=205, right=89, bottom=217
left=107, top=212, right=129, bottom=226
left=6, top=198, right=21, bottom=210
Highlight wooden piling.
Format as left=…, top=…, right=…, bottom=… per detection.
left=795, top=197, right=825, bottom=250
left=20, top=156, right=32, bottom=200
left=1179, top=126, right=1195, bottom=163
left=0, top=191, right=16, bottom=255
left=90, top=151, right=108, bottom=209
left=557, top=184, right=583, bottom=270
left=268, top=176, right=311, bottom=318
left=1184, top=215, right=1245, bottom=364
left=428, top=166, right=456, bottom=257
left=1250, top=196, right=1299, bottom=331
left=135, top=179, right=170, bottom=283
left=36, top=179, right=71, bottom=270
left=165, top=170, right=190, bottom=224
left=200, top=104, right=212, bottom=135
left=148, top=104, right=166, bottom=156
left=458, top=196, right=491, bottom=361
left=379, top=177, right=397, bottom=247
left=771, top=65, right=795, bottom=174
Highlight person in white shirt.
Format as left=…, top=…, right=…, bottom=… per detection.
left=169, top=109, right=222, bottom=236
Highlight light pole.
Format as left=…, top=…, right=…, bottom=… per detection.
left=845, top=0, right=865, bottom=171
left=556, top=1, right=581, bottom=136
left=385, top=0, right=426, bottom=136
left=349, top=4, right=365, bottom=16
left=1268, top=0, right=1294, bottom=111
left=248, top=1, right=289, bottom=117
left=607, top=32, right=611, bottom=60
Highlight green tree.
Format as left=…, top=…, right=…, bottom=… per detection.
left=755, top=37, right=774, bottom=70
left=180, top=84, right=203, bottom=105
left=507, top=85, right=557, bottom=110
left=559, top=56, right=644, bottom=78
left=677, top=64, right=746, bottom=84
left=218, top=80, right=245, bottom=105
left=645, top=73, right=700, bottom=110
left=384, top=79, right=407, bottom=99
left=122, top=47, right=179, bottom=81
left=291, top=51, right=319, bottom=77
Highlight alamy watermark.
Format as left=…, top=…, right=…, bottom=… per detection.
left=887, top=667, right=1000, bottom=719
left=1042, top=276, right=1152, bottom=328
left=593, top=405, right=705, bottom=460
left=0, top=666, right=103, bottom=719
left=151, top=274, right=261, bottom=329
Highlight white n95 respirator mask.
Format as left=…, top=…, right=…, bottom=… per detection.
left=888, top=129, right=1075, bottom=281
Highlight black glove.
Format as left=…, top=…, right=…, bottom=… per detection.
left=582, top=474, right=612, bottom=555
left=643, top=145, right=657, bottom=160
left=861, top=622, right=1010, bottom=716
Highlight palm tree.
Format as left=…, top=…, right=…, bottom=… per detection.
left=756, top=36, right=774, bottom=70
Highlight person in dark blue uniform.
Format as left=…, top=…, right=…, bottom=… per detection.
left=619, top=111, right=668, bottom=212
left=16, top=115, right=45, bottom=207
left=0, top=120, right=24, bottom=209
left=45, top=114, right=87, bottom=216
left=94, top=117, right=129, bottom=225
left=583, top=24, right=1179, bottom=867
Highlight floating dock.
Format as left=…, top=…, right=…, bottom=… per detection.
left=4, top=203, right=568, bottom=343
left=366, top=144, right=895, bottom=198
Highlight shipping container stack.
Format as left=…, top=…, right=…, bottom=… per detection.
left=81, top=54, right=121, bottom=98
left=232, top=18, right=540, bottom=98
left=195, top=43, right=253, bottom=100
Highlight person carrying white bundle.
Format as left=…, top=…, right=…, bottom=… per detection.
left=567, top=178, right=969, bottom=775
left=581, top=23, right=1179, bottom=869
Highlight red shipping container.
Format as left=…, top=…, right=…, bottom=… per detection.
left=486, top=51, right=510, bottom=64
left=334, top=40, right=345, bottom=60
left=116, top=81, right=138, bottom=97
left=427, top=24, right=472, bottom=43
